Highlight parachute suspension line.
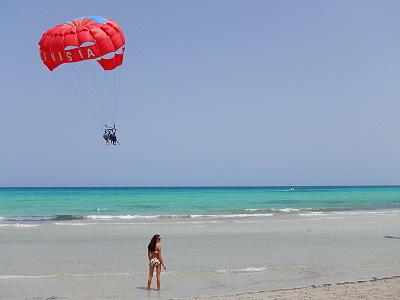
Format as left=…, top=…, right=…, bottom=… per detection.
left=98, top=66, right=113, bottom=126
left=54, top=60, right=122, bottom=130
left=77, top=61, right=109, bottom=123
left=114, top=67, right=121, bottom=126
left=106, top=68, right=114, bottom=125
left=69, top=64, right=109, bottom=124
left=62, top=65, right=94, bottom=113
left=66, top=63, right=101, bottom=111
left=69, top=60, right=117, bottom=128
left=65, top=67, right=106, bottom=126
left=112, top=68, right=119, bottom=126
left=94, top=64, right=114, bottom=125
left=61, top=65, right=106, bottom=126
left=111, top=69, right=115, bottom=125
left=95, top=66, right=120, bottom=128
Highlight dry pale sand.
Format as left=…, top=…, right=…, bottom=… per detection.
left=192, top=276, right=400, bottom=300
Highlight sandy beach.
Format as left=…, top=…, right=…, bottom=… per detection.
left=1, top=211, right=400, bottom=299
left=193, top=276, right=400, bottom=299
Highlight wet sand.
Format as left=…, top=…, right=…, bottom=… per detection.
left=1, top=211, right=400, bottom=299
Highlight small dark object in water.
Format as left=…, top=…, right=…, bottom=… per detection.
left=385, top=235, right=400, bottom=239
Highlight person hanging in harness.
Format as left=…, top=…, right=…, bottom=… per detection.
left=102, top=125, right=119, bottom=146
left=103, top=130, right=110, bottom=145
left=110, top=130, right=119, bottom=145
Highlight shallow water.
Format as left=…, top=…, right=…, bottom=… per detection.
left=1, top=186, right=400, bottom=222
left=1, top=213, right=400, bottom=299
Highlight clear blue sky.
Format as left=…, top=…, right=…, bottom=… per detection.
left=1, top=0, right=400, bottom=187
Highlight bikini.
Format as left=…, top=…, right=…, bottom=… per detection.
left=149, top=250, right=160, bottom=266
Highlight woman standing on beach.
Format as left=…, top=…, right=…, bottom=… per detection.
left=147, top=234, right=166, bottom=290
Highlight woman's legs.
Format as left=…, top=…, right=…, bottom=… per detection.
left=156, top=265, right=161, bottom=290
left=147, top=265, right=155, bottom=290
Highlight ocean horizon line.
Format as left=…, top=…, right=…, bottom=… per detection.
left=1, top=185, right=400, bottom=189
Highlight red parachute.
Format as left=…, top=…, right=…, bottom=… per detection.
left=39, top=16, right=125, bottom=71
left=38, top=16, right=126, bottom=139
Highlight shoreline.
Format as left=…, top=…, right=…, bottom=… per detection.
left=188, top=275, right=400, bottom=299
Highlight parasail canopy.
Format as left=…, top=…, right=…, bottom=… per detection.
left=39, top=16, right=125, bottom=71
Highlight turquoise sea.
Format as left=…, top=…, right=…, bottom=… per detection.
left=1, top=186, right=400, bottom=221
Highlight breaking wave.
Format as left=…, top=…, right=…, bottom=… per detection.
left=217, top=267, right=268, bottom=273
left=1, top=208, right=400, bottom=224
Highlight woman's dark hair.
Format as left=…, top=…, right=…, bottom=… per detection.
left=148, top=234, right=160, bottom=252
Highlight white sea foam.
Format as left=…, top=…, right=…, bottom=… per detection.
left=332, top=210, right=400, bottom=216
left=86, top=215, right=160, bottom=220
left=0, top=223, right=39, bottom=228
left=217, top=267, right=267, bottom=273
left=162, top=214, right=189, bottom=218
left=233, top=220, right=261, bottom=223
left=79, top=222, right=152, bottom=225
left=96, top=208, right=110, bottom=212
left=0, top=275, right=56, bottom=279
left=190, top=213, right=273, bottom=218
left=85, top=213, right=273, bottom=221
left=174, top=220, right=216, bottom=224
left=0, top=273, right=131, bottom=280
left=86, top=215, right=117, bottom=220
left=54, top=222, right=88, bottom=226
left=277, top=208, right=301, bottom=213
left=15, top=224, right=39, bottom=228
left=298, top=212, right=329, bottom=216
left=245, top=208, right=302, bottom=213
left=297, top=209, right=400, bottom=218
left=70, top=272, right=130, bottom=278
